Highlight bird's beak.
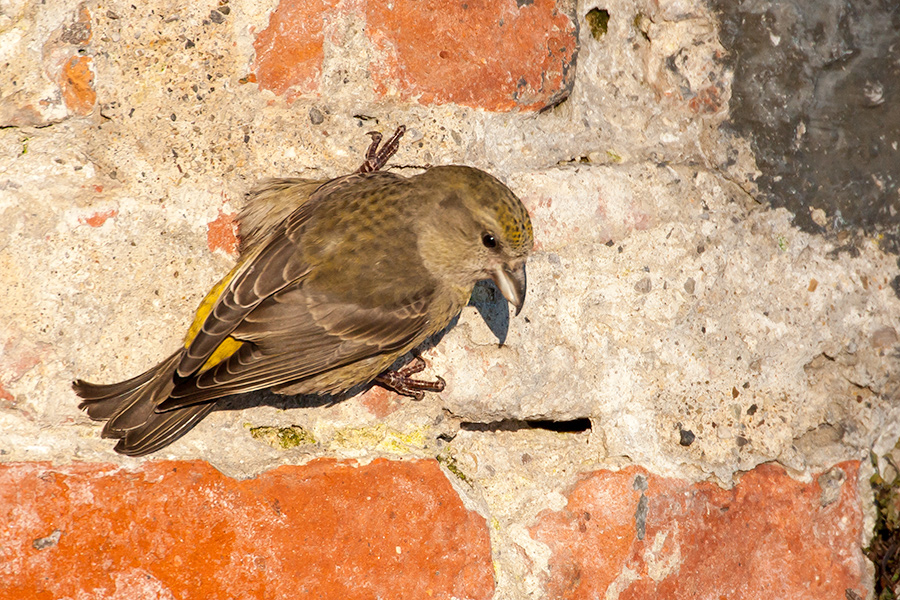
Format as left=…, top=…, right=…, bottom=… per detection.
left=492, top=262, right=528, bottom=316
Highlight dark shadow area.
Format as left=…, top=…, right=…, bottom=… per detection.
left=468, top=279, right=511, bottom=345
left=214, top=387, right=342, bottom=413
left=460, top=418, right=592, bottom=434
left=711, top=0, right=900, bottom=255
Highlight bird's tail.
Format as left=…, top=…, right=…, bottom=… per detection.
left=73, top=351, right=215, bottom=456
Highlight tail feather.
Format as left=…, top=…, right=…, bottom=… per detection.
left=113, top=403, right=217, bottom=456
left=73, top=350, right=217, bottom=456
left=74, top=351, right=181, bottom=422
left=73, top=353, right=175, bottom=404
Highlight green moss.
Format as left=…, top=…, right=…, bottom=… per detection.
left=585, top=8, right=610, bottom=40
left=867, top=450, right=900, bottom=599
left=249, top=425, right=316, bottom=449
left=436, top=452, right=469, bottom=484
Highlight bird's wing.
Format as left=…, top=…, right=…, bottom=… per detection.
left=176, top=206, right=316, bottom=378
left=159, top=283, right=432, bottom=409
left=175, top=170, right=414, bottom=385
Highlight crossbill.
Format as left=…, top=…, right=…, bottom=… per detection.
left=74, top=128, right=534, bottom=456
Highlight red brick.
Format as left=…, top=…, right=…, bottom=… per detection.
left=366, top=0, right=577, bottom=111
left=252, top=0, right=340, bottom=98
left=60, top=56, right=96, bottom=115
left=207, top=209, right=239, bottom=256
left=531, top=462, right=867, bottom=599
left=0, top=459, right=493, bottom=599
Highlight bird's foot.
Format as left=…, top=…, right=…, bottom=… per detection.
left=357, top=125, right=406, bottom=173
left=375, top=353, right=445, bottom=401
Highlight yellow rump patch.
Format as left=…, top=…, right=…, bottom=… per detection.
left=200, top=336, right=244, bottom=372
left=184, top=263, right=245, bottom=372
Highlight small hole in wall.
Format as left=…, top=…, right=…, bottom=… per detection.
left=459, top=418, right=592, bottom=434
left=586, top=8, right=610, bottom=40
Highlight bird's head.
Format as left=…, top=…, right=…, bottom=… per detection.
left=414, top=166, right=534, bottom=315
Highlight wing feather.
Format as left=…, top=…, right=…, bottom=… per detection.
left=176, top=213, right=313, bottom=377
left=159, top=283, right=431, bottom=409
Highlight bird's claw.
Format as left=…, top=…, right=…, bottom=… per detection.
left=374, top=353, right=445, bottom=401
left=357, top=125, right=406, bottom=173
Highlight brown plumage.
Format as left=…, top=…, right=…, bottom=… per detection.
left=74, top=133, right=534, bottom=456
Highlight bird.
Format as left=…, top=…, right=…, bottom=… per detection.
left=73, top=127, right=534, bottom=456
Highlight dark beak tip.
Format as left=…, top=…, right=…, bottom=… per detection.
left=490, top=262, right=528, bottom=317
left=513, top=288, right=525, bottom=317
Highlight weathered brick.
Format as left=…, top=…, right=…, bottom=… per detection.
left=531, top=462, right=867, bottom=599
left=0, top=327, right=50, bottom=403
left=0, top=459, right=494, bottom=600
left=252, top=0, right=340, bottom=97
left=251, top=0, right=577, bottom=110
left=366, top=0, right=577, bottom=111
left=358, top=385, right=405, bottom=418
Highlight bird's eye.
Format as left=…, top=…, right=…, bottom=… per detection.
left=481, top=233, right=497, bottom=248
